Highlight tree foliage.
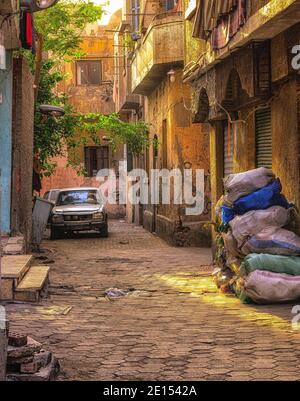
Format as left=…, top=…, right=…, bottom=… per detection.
left=35, top=60, right=151, bottom=177
left=30, top=1, right=153, bottom=177
left=34, top=0, right=104, bottom=60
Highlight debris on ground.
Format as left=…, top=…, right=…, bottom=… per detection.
left=105, top=288, right=128, bottom=299
left=34, top=256, right=55, bottom=265
left=6, top=333, right=60, bottom=381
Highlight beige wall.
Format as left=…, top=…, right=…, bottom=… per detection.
left=143, top=69, right=211, bottom=246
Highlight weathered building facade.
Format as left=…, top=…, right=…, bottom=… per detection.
left=184, top=0, right=300, bottom=247
left=0, top=1, right=34, bottom=250
left=42, top=13, right=126, bottom=218
left=118, top=0, right=211, bottom=246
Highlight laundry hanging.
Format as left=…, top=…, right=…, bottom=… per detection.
left=192, top=0, right=247, bottom=50
left=19, top=11, right=36, bottom=54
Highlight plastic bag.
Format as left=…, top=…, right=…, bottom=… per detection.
left=229, top=206, right=291, bottom=248
left=221, top=205, right=235, bottom=224
left=222, top=230, right=244, bottom=258
left=212, top=268, right=234, bottom=293
left=244, top=270, right=300, bottom=304
left=240, top=253, right=300, bottom=276
left=233, top=179, right=291, bottom=216
left=224, top=167, right=275, bottom=204
left=241, top=227, right=300, bottom=256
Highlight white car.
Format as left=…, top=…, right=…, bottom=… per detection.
left=48, top=187, right=108, bottom=239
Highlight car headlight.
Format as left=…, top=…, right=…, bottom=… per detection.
left=52, top=214, right=64, bottom=223
left=93, top=212, right=104, bottom=221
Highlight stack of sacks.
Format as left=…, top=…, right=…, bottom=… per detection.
left=213, top=167, right=300, bottom=304
left=240, top=254, right=300, bottom=303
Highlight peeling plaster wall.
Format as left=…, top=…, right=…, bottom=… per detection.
left=11, top=57, right=34, bottom=250
left=143, top=69, right=211, bottom=246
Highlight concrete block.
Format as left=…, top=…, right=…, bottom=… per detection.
left=7, top=337, right=42, bottom=359
left=20, top=361, right=39, bottom=374
left=7, top=355, right=60, bottom=382
left=8, top=332, right=28, bottom=348
left=33, top=350, right=52, bottom=368
left=0, top=279, right=14, bottom=301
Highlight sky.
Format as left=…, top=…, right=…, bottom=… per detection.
left=95, top=0, right=123, bottom=25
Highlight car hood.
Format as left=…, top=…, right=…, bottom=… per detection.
left=53, top=204, right=104, bottom=214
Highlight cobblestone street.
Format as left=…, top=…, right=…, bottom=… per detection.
left=5, top=221, right=300, bottom=381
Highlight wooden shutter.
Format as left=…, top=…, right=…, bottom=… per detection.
left=96, top=146, right=109, bottom=170
left=224, top=125, right=233, bottom=177
left=255, top=108, right=272, bottom=169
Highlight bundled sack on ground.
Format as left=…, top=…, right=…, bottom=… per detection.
left=229, top=206, right=291, bottom=249
left=240, top=253, right=300, bottom=276
left=224, top=167, right=275, bottom=204
left=221, top=179, right=292, bottom=224
left=243, top=270, right=300, bottom=304
left=241, top=227, right=300, bottom=256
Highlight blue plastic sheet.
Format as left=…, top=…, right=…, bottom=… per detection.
left=221, top=206, right=235, bottom=224
left=233, top=179, right=291, bottom=215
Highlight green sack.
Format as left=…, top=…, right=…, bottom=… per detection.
left=241, top=253, right=300, bottom=276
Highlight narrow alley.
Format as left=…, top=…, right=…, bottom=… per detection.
left=5, top=221, right=300, bottom=381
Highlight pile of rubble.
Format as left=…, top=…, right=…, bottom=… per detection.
left=6, top=332, right=60, bottom=381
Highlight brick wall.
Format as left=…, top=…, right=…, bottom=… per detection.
left=11, top=56, right=34, bottom=251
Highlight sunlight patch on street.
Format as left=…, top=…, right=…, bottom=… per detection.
left=156, top=274, right=299, bottom=334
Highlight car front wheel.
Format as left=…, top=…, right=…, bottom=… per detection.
left=99, top=223, right=108, bottom=238
left=50, top=228, right=64, bottom=240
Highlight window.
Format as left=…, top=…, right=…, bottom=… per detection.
left=84, top=146, right=109, bottom=177
left=131, top=0, right=140, bottom=33
left=76, top=61, right=102, bottom=85
left=223, top=124, right=233, bottom=178
left=255, top=108, right=272, bottom=169
left=57, top=190, right=103, bottom=206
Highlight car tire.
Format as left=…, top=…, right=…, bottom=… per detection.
left=50, top=228, right=63, bottom=240
left=99, top=223, right=108, bottom=238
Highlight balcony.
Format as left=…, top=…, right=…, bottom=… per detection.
left=131, top=12, right=184, bottom=96
left=116, top=64, right=141, bottom=113
left=184, top=0, right=300, bottom=80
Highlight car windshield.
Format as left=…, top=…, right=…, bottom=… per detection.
left=57, top=190, right=102, bottom=206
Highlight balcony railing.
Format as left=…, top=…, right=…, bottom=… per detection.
left=131, top=11, right=184, bottom=96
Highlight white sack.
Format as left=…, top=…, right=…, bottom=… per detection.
left=241, top=227, right=300, bottom=256
left=229, top=206, right=290, bottom=249
left=244, top=270, right=300, bottom=304
left=224, top=167, right=275, bottom=204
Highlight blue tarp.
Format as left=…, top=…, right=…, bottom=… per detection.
left=234, top=179, right=291, bottom=215
left=221, top=179, right=292, bottom=224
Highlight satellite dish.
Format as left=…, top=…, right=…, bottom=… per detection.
left=20, top=0, right=59, bottom=12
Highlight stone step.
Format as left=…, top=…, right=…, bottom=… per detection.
left=14, top=266, right=50, bottom=302
left=1, top=255, right=32, bottom=282
left=1, top=255, right=33, bottom=301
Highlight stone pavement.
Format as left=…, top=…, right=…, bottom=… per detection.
left=5, top=221, right=300, bottom=381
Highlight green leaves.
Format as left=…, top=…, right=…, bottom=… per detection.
left=32, top=1, right=155, bottom=177
left=34, top=0, right=103, bottom=59
left=80, top=113, right=152, bottom=155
